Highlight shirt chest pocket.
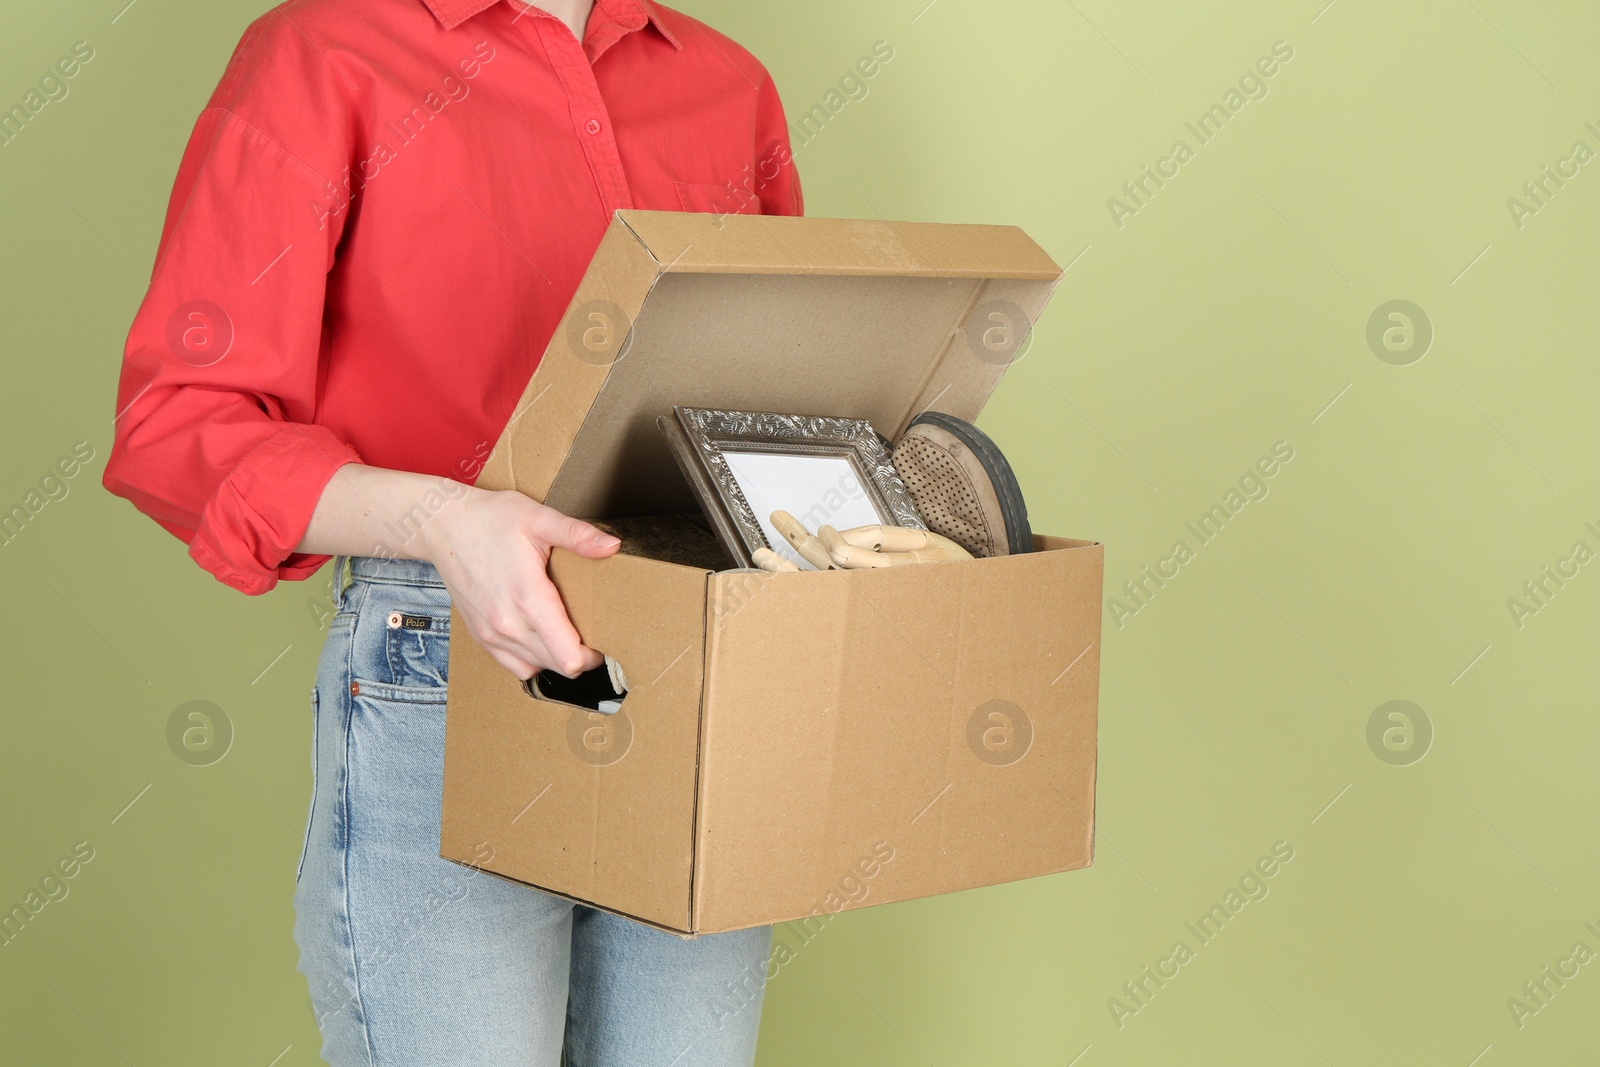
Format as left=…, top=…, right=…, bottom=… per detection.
left=675, top=180, right=757, bottom=216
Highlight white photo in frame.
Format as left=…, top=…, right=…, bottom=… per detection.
left=719, top=450, right=888, bottom=569
left=662, top=407, right=926, bottom=570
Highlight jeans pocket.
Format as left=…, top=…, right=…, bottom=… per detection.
left=296, top=685, right=319, bottom=885
left=383, top=610, right=452, bottom=689
left=346, top=679, right=450, bottom=857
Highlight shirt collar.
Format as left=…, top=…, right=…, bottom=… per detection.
left=420, top=0, right=682, bottom=48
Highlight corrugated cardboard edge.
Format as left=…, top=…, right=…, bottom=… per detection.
left=613, top=211, right=1061, bottom=278
left=464, top=863, right=704, bottom=939
left=688, top=565, right=786, bottom=934
left=687, top=566, right=735, bottom=935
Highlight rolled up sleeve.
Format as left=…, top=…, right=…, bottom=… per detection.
left=104, top=97, right=360, bottom=595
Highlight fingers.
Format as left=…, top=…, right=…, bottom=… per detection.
left=519, top=629, right=603, bottom=679
left=827, top=542, right=894, bottom=568
left=512, top=575, right=596, bottom=677
left=528, top=504, right=621, bottom=559
left=570, top=643, right=606, bottom=675
left=921, top=531, right=975, bottom=560
left=838, top=524, right=929, bottom=552
left=880, top=547, right=966, bottom=565
left=430, top=492, right=615, bottom=682
left=833, top=525, right=975, bottom=562
left=773, top=512, right=971, bottom=569
left=448, top=564, right=598, bottom=678
left=816, top=525, right=847, bottom=559
left=471, top=602, right=601, bottom=680
left=506, top=504, right=611, bottom=675
left=485, top=644, right=538, bottom=681
left=770, top=510, right=833, bottom=570
left=483, top=632, right=599, bottom=681
left=753, top=547, right=798, bottom=573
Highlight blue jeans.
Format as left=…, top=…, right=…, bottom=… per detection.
left=293, top=556, right=771, bottom=1066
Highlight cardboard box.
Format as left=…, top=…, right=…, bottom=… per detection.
left=441, top=211, right=1102, bottom=936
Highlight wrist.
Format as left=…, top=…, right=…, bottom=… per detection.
left=414, top=478, right=483, bottom=565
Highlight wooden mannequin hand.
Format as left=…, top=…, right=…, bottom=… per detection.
left=763, top=511, right=973, bottom=571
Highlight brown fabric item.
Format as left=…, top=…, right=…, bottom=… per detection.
left=893, top=413, right=1031, bottom=557
left=591, top=514, right=732, bottom=570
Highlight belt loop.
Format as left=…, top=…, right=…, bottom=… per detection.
left=335, top=555, right=353, bottom=607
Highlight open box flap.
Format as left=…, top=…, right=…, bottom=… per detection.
left=474, top=211, right=1064, bottom=521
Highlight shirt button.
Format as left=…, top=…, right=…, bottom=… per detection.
left=584, top=118, right=602, bottom=136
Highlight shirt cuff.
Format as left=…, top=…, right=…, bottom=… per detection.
left=189, top=425, right=362, bottom=595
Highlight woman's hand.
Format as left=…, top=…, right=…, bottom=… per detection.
left=420, top=487, right=620, bottom=680
left=298, top=465, right=617, bottom=680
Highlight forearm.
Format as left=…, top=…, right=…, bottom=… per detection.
left=296, top=463, right=471, bottom=562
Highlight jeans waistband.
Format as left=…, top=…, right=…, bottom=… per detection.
left=340, top=554, right=446, bottom=588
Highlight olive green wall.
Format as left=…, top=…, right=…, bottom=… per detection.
left=2, top=1, right=1595, bottom=1063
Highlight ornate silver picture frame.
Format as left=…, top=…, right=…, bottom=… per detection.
left=661, top=407, right=926, bottom=570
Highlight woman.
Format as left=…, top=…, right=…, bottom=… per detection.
left=103, top=0, right=802, bottom=1063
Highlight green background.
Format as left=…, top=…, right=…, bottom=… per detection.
left=2, top=0, right=1596, bottom=1063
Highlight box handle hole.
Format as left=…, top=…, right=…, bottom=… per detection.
left=521, top=662, right=626, bottom=715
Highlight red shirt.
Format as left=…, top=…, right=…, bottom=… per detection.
left=104, top=0, right=802, bottom=594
